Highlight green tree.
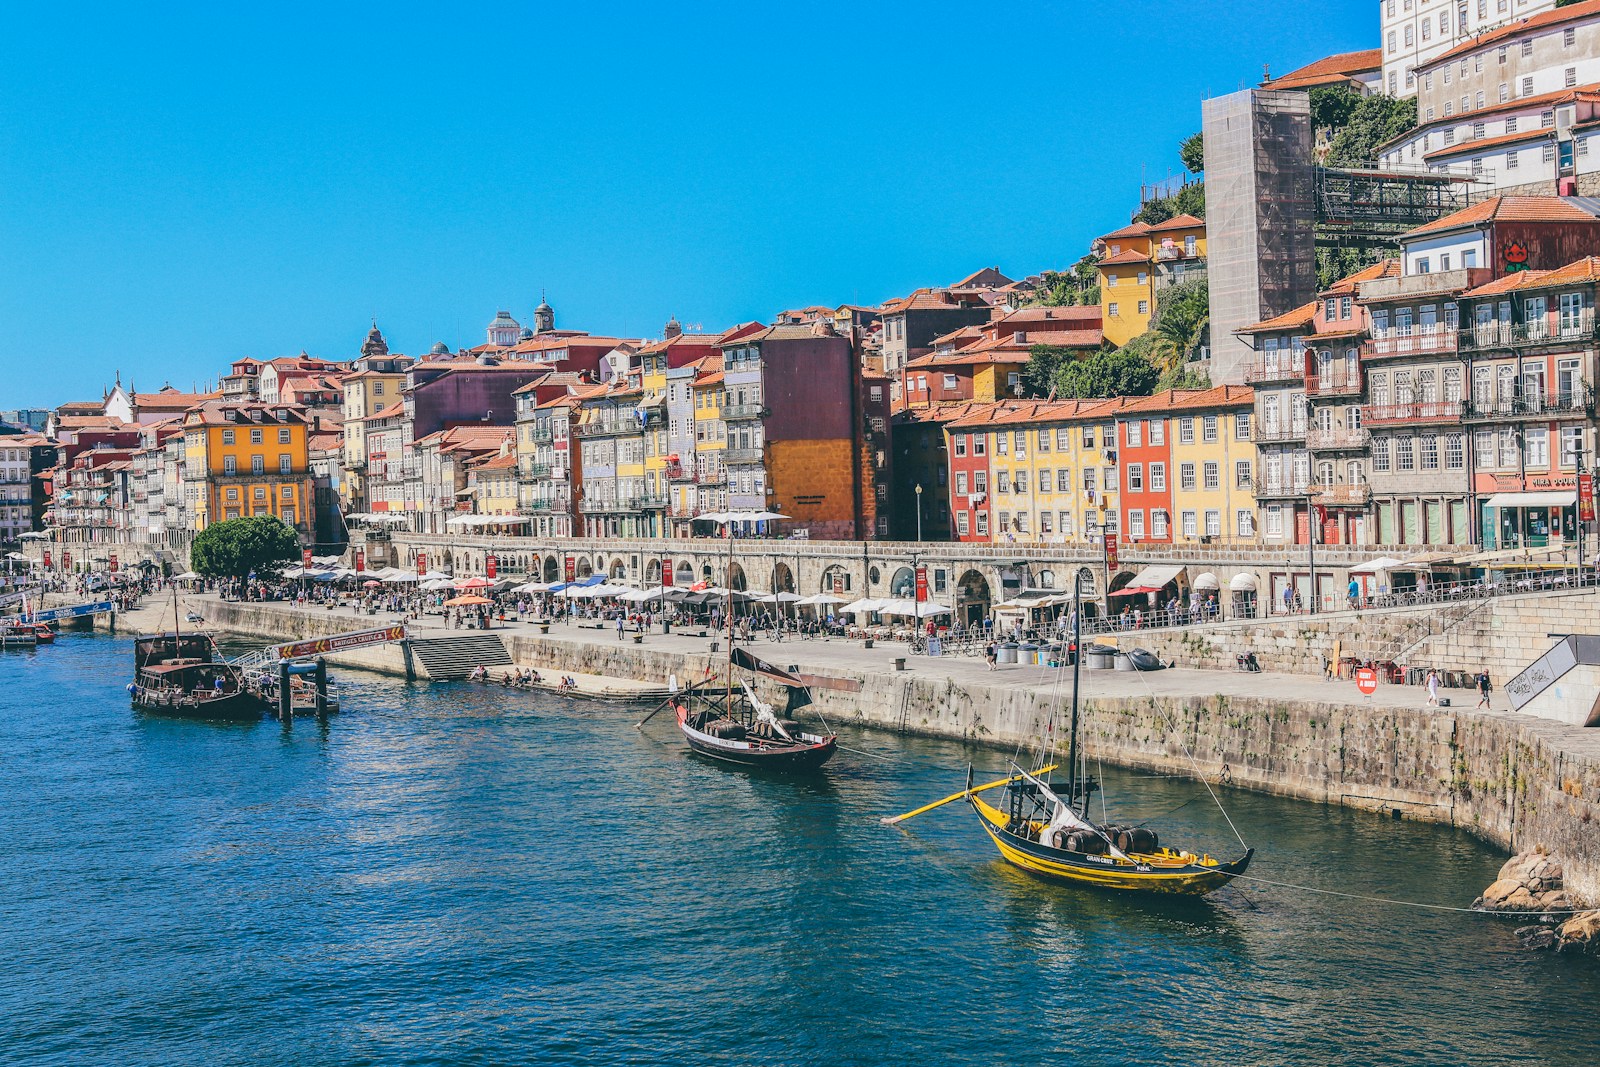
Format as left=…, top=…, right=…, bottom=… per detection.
left=1308, top=85, right=1362, bottom=136
left=1156, top=365, right=1211, bottom=391
left=1323, top=94, right=1418, bottom=167
left=1135, top=180, right=1206, bottom=224
left=1179, top=131, right=1204, bottom=174
left=1147, top=278, right=1210, bottom=376
left=1055, top=346, right=1159, bottom=399
left=189, top=515, right=301, bottom=582
left=1021, top=344, right=1073, bottom=398
left=1025, top=254, right=1101, bottom=308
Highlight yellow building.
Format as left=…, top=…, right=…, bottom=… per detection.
left=944, top=398, right=1129, bottom=545
left=182, top=402, right=313, bottom=535
left=341, top=362, right=411, bottom=510
left=470, top=449, right=520, bottom=517
left=1114, top=386, right=1256, bottom=546
left=1096, top=213, right=1207, bottom=347
left=686, top=358, right=727, bottom=528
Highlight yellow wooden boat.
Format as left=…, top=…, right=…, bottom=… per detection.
left=967, top=779, right=1252, bottom=895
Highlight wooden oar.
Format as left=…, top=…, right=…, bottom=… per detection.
left=880, top=764, right=1059, bottom=826
left=635, top=676, right=714, bottom=729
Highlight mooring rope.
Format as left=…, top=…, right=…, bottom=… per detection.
left=1222, top=870, right=1592, bottom=917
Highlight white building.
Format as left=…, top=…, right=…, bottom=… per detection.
left=1379, top=0, right=1600, bottom=194
left=1381, top=0, right=1559, bottom=99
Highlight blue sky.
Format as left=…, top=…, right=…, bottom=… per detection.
left=1, top=1, right=1371, bottom=407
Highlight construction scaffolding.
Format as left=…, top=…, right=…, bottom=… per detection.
left=1314, top=165, right=1489, bottom=252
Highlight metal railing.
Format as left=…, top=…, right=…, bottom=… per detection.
left=1362, top=400, right=1464, bottom=425
left=1465, top=387, right=1593, bottom=420
left=723, top=404, right=767, bottom=420
left=1252, top=424, right=1307, bottom=444
left=1305, top=425, right=1370, bottom=450
left=1311, top=482, right=1371, bottom=505
left=1364, top=329, right=1458, bottom=358
left=1459, top=315, right=1597, bottom=351
left=723, top=448, right=764, bottom=464
left=1243, top=360, right=1306, bottom=385
left=1252, top=478, right=1311, bottom=499
left=1306, top=368, right=1363, bottom=396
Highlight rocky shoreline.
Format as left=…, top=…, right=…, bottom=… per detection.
left=1476, top=850, right=1600, bottom=955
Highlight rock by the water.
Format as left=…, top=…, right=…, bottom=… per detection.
left=1556, top=910, right=1600, bottom=955
left=1475, top=849, right=1571, bottom=916
left=1516, top=925, right=1559, bottom=951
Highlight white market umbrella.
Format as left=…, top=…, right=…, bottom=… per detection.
left=840, top=597, right=884, bottom=616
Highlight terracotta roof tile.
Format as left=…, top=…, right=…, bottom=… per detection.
left=1322, top=259, right=1399, bottom=296
left=1099, top=221, right=1152, bottom=241
left=1236, top=301, right=1318, bottom=335
left=1098, top=248, right=1153, bottom=266
left=1261, top=48, right=1382, bottom=90
left=1403, top=195, right=1600, bottom=239
left=1142, top=213, right=1206, bottom=234
left=1117, top=385, right=1253, bottom=414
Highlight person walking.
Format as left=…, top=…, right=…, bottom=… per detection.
left=1426, top=668, right=1440, bottom=706
left=616, top=614, right=625, bottom=641
left=1475, top=669, right=1492, bottom=709
left=984, top=642, right=997, bottom=671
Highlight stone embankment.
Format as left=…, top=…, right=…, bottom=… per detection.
left=105, top=595, right=1600, bottom=911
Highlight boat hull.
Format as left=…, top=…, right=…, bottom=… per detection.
left=676, top=707, right=837, bottom=771
left=970, top=795, right=1252, bottom=895
left=132, top=689, right=265, bottom=721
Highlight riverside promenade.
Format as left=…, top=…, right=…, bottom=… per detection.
left=97, top=591, right=1600, bottom=904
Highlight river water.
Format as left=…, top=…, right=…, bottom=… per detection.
left=3, top=632, right=1597, bottom=1066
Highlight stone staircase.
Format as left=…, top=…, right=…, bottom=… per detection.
left=405, top=634, right=512, bottom=679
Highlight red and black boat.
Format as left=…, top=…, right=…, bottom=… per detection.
left=649, top=646, right=837, bottom=771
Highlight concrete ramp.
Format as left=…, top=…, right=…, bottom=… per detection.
left=1505, top=635, right=1600, bottom=727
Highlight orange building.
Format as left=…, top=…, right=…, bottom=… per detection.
left=182, top=402, right=314, bottom=536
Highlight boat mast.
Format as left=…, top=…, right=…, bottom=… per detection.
left=1065, top=569, right=1084, bottom=816
left=725, top=516, right=735, bottom=712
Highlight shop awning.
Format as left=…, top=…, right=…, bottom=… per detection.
left=1192, top=571, right=1220, bottom=591
left=1350, top=556, right=1408, bottom=574
left=1229, top=572, right=1258, bottom=592
left=1483, top=491, right=1576, bottom=509
left=1109, top=564, right=1184, bottom=596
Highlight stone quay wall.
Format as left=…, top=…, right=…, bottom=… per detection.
left=194, top=600, right=1600, bottom=905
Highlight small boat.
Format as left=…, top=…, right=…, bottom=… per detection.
left=0, top=620, right=39, bottom=649
left=131, top=630, right=262, bottom=720
left=889, top=570, right=1252, bottom=897
left=26, top=622, right=56, bottom=644
left=668, top=647, right=837, bottom=771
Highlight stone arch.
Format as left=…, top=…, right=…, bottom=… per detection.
left=1107, top=569, right=1137, bottom=598
left=675, top=560, right=695, bottom=586
left=610, top=558, right=627, bottom=580
left=701, top=563, right=714, bottom=583
left=954, top=569, right=991, bottom=628
left=442, top=551, right=455, bottom=572
left=728, top=562, right=747, bottom=591
left=543, top=556, right=559, bottom=582
left=646, top=559, right=661, bottom=584
left=772, top=562, right=794, bottom=594
left=577, top=557, right=594, bottom=579
left=889, top=566, right=915, bottom=598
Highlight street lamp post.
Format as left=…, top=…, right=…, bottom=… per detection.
left=914, top=483, right=923, bottom=543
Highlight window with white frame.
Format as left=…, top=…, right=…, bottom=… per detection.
left=1203, top=461, right=1219, bottom=489
left=1180, top=462, right=1196, bottom=490
left=1150, top=462, right=1166, bottom=491
left=1127, top=463, right=1143, bottom=491
left=1237, top=509, right=1255, bottom=537
left=1181, top=510, right=1198, bottom=538
left=1128, top=510, right=1144, bottom=539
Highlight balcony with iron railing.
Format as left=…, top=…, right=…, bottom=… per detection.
left=638, top=494, right=668, bottom=509
left=576, top=419, right=639, bottom=438
left=698, top=469, right=727, bottom=485
left=1305, top=366, right=1363, bottom=397
left=1243, top=358, right=1307, bottom=385
left=1311, top=481, right=1372, bottom=506
left=1362, top=400, right=1465, bottom=426
left=529, top=427, right=554, bottom=443
left=525, top=463, right=552, bottom=479
left=1363, top=327, right=1458, bottom=359
left=1252, top=478, right=1312, bottom=500
left=723, top=448, right=765, bottom=464
left=667, top=465, right=697, bottom=483
left=723, top=404, right=768, bottom=420
left=1459, top=312, right=1598, bottom=351
left=1465, top=386, right=1594, bottom=421
left=1305, top=425, right=1370, bottom=450
left=1251, top=423, right=1307, bottom=444
left=584, top=497, right=641, bottom=514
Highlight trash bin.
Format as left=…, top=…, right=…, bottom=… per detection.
left=894, top=657, right=907, bottom=671
left=1114, top=652, right=1136, bottom=672
left=1086, top=651, right=1115, bottom=670
left=997, top=643, right=1019, bottom=665
left=662, top=620, right=671, bottom=634
left=1019, top=643, right=1038, bottom=666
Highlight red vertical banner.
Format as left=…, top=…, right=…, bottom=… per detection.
left=486, top=553, right=498, bottom=580
left=914, top=565, right=928, bottom=603
left=43, top=550, right=52, bottom=569
left=354, top=549, right=365, bottom=573
left=415, top=551, right=427, bottom=575
left=302, top=548, right=313, bottom=568
left=661, top=559, right=673, bottom=587
left=832, top=573, right=845, bottom=597
left=62, top=551, right=72, bottom=569
left=1103, top=531, right=1119, bottom=570
left=109, top=554, right=118, bottom=573
left=564, top=555, right=576, bottom=583
left=1580, top=474, right=1595, bottom=522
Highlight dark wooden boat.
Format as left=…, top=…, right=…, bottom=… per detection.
left=665, top=648, right=837, bottom=771
left=131, top=631, right=262, bottom=720
left=0, top=620, right=39, bottom=649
